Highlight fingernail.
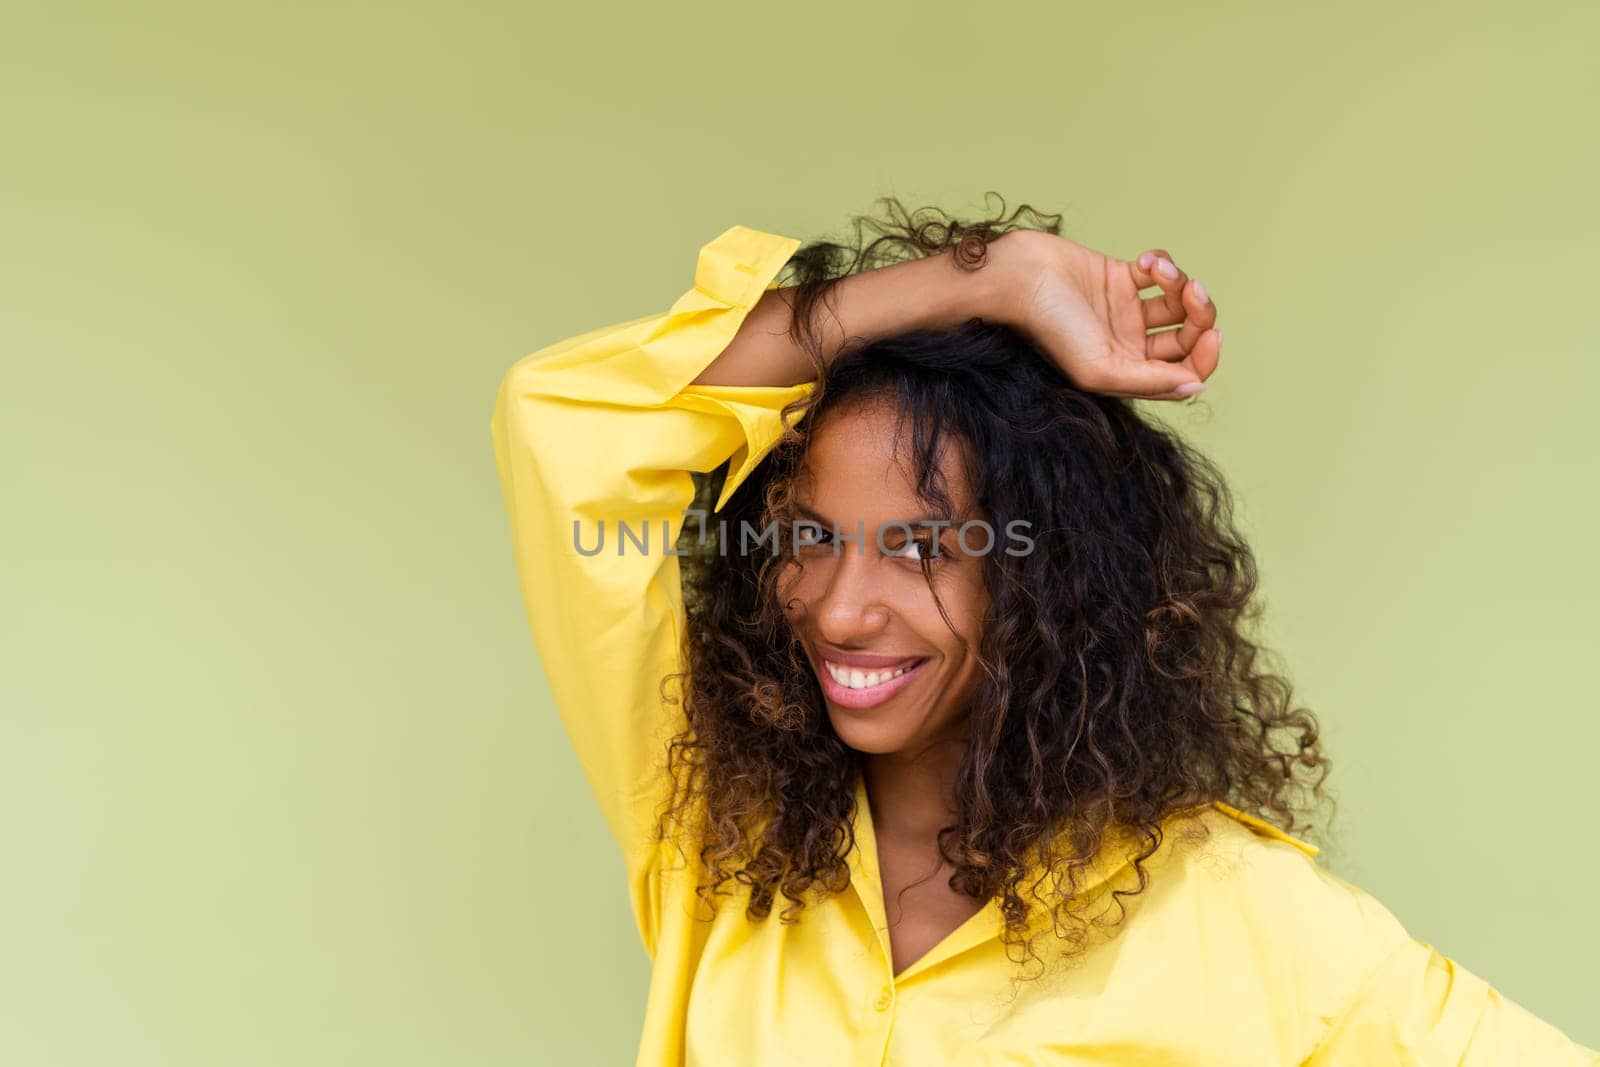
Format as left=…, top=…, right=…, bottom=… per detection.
left=1158, top=258, right=1179, bottom=280
left=1176, top=381, right=1205, bottom=397
left=1216, top=329, right=1224, bottom=347
left=1138, top=252, right=1155, bottom=269
left=1193, top=280, right=1209, bottom=304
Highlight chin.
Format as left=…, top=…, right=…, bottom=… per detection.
left=826, top=707, right=914, bottom=756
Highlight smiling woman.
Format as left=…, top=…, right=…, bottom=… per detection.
left=489, top=197, right=1599, bottom=1065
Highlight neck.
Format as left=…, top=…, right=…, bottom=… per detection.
left=862, top=738, right=967, bottom=846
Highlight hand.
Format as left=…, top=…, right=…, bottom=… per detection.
left=985, top=230, right=1222, bottom=401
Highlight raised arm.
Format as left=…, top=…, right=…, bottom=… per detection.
left=692, top=225, right=1221, bottom=401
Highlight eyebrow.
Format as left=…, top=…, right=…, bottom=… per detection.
left=793, top=501, right=957, bottom=529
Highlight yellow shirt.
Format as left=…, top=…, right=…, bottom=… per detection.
left=490, top=224, right=1599, bottom=1066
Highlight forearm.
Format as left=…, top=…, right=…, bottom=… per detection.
left=690, top=242, right=1015, bottom=389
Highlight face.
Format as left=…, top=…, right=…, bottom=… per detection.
left=777, top=395, right=992, bottom=758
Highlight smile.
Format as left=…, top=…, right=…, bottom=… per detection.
left=816, top=656, right=928, bottom=710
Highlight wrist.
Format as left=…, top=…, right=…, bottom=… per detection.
left=802, top=234, right=1036, bottom=367
left=968, top=229, right=1044, bottom=328
left=905, top=237, right=1029, bottom=333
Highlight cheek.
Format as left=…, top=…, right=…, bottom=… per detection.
left=966, top=580, right=992, bottom=644
left=940, top=572, right=991, bottom=666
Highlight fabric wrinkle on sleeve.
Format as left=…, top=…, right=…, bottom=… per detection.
left=1303, top=925, right=1600, bottom=1065
left=488, top=224, right=814, bottom=956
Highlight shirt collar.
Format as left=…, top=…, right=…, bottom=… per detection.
left=846, top=770, right=1214, bottom=981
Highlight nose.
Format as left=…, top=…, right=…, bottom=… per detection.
left=811, top=548, right=891, bottom=647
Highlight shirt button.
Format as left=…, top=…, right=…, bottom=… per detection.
left=873, top=989, right=892, bottom=1011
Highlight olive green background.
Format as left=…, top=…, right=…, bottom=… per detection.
left=4, top=1, right=1597, bottom=1063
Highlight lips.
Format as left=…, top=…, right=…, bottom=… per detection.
left=812, top=648, right=929, bottom=710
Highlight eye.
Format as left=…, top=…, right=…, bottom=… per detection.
left=794, top=523, right=833, bottom=550
left=889, top=537, right=937, bottom=561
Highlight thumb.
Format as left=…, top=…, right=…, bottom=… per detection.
left=1074, top=356, right=1205, bottom=399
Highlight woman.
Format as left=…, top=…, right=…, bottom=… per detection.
left=490, top=197, right=1597, bottom=1065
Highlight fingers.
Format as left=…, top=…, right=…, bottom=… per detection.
left=1126, top=329, right=1222, bottom=400
left=1141, top=274, right=1210, bottom=330
left=1147, top=278, right=1218, bottom=361
left=1132, top=249, right=1209, bottom=325
left=1130, top=248, right=1184, bottom=313
left=1132, top=249, right=1187, bottom=340
left=1088, top=330, right=1223, bottom=401
left=1190, top=326, right=1222, bottom=382
left=1117, top=246, right=1224, bottom=402
left=1078, top=355, right=1208, bottom=401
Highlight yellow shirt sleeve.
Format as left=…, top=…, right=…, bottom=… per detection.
left=1169, top=801, right=1597, bottom=1063
left=489, top=224, right=815, bottom=954
left=1304, top=928, right=1600, bottom=1064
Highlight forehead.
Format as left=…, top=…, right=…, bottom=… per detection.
left=796, top=395, right=975, bottom=511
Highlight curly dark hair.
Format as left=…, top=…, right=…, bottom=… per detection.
left=655, top=193, right=1333, bottom=972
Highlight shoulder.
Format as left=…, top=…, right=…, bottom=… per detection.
left=1208, top=799, right=1322, bottom=857
left=1160, top=802, right=1406, bottom=946
left=1140, top=803, right=1415, bottom=1012
left=1079, top=802, right=1421, bottom=1055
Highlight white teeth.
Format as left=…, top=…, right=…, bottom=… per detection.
left=824, top=660, right=915, bottom=690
